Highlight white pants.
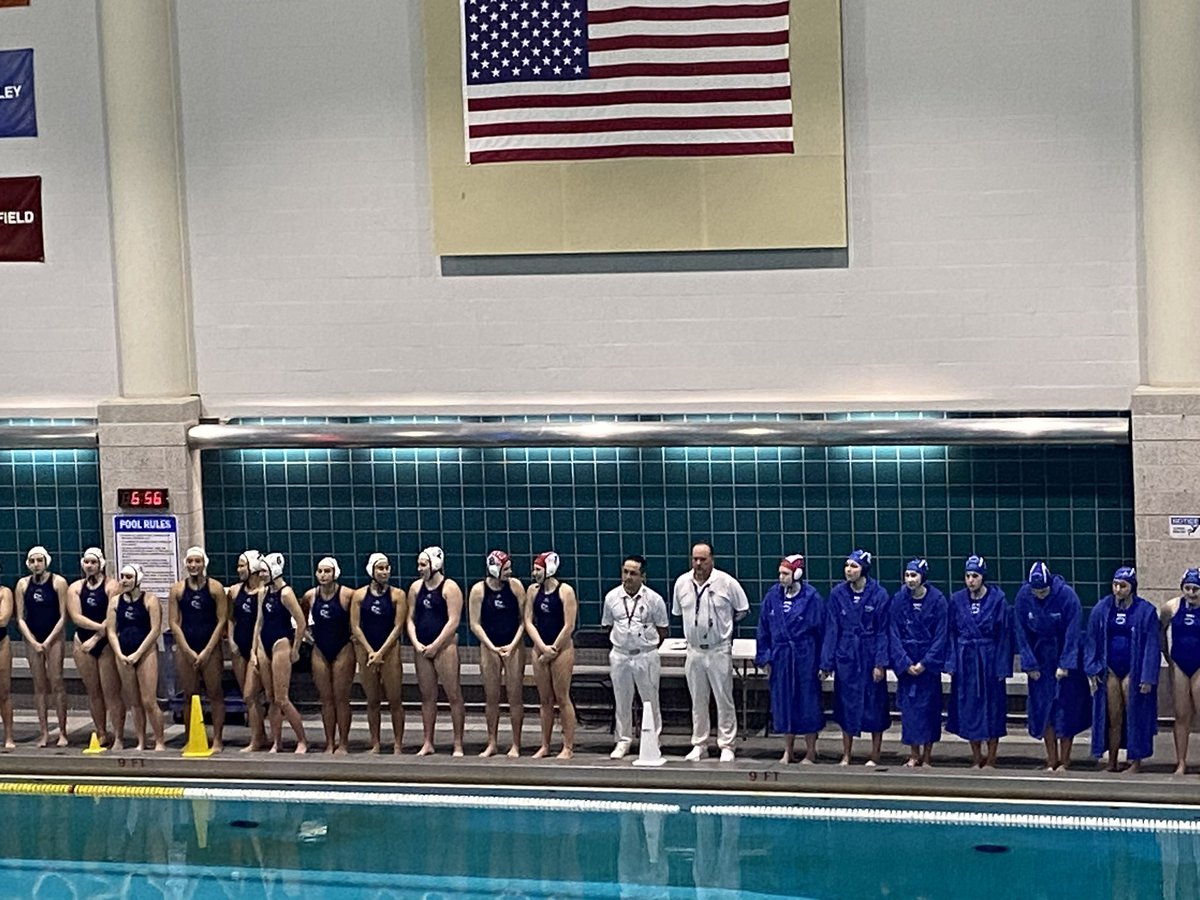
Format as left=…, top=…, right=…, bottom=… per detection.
left=610, top=647, right=662, bottom=744
left=684, top=645, right=737, bottom=749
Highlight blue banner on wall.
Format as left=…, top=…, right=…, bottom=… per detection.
left=0, top=48, right=36, bottom=138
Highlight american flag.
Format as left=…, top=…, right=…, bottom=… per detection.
left=461, top=0, right=793, bottom=164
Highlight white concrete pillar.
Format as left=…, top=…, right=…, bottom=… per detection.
left=97, top=3, right=203, bottom=564
left=98, top=0, right=195, bottom=397
left=1140, top=0, right=1200, bottom=385
left=98, top=398, right=206, bottom=564
left=1132, top=3, right=1200, bottom=601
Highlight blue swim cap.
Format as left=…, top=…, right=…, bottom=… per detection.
left=904, top=558, right=929, bottom=584
left=1028, top=561, right=1050, bottom=590
left=1112, top=566, right=1137, bottom=588
left=846, top=549, right=872, bottom=576
left=1182, top=568, right=1200, bottom=589
left=965, top=555, right=987, bottom=577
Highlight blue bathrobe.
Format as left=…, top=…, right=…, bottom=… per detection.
left=1085, top=594, right=1159, bottom=761
left=888, top=584, right=948, bottom=746
left=1013, top=575, right=1091, bottom=740
left=946, top=585, right=1012, bottom=741
left=755, top=582, right=825, bottom=735
left=820, top=578, right=891, bottom=735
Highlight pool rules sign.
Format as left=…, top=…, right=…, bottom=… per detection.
left=114, top=515, right=179, bottom=598
left=0, top=175, right=43, bottom=262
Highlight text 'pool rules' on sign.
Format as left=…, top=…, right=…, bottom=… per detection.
left=114, top=514, right=179, bottom=599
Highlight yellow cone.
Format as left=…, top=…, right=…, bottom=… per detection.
left=182, top=694, right=214, bottom=758
left=82, top=731, right=107, bottom=755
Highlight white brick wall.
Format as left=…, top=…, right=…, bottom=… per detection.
left=1, top=1, right=1141, bottom=418
left=0, top=5, right=116, bottom=416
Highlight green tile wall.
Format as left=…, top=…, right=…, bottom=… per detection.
left=200, top=415, right=1134, bottom=641
left=0, top=448, right=103, bottom=587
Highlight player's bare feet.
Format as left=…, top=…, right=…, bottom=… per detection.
left=294, top=742, right=307, bottom=754
left=532, top=745, right=550, bottom=759
left=506, top=745, right=520, bottom=759
left=556, top=747, right=574, bottom=760
left=417, top=743, right=436, bottom=756
left=479, top=743, right=498, bottom=758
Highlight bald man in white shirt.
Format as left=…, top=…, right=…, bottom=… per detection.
left=672, top=543, right=750, bottom=762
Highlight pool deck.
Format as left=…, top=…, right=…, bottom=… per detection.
left=4, top=713, right=1200, bottom=808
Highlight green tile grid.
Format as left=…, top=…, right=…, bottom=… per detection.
left=0, top=448, right=103, bottom=588
left=200, top=418, right=1134, bottom=641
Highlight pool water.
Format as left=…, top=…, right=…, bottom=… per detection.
left=2, top=787, right=1199, bottom=899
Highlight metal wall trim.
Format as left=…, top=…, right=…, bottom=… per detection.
left=188, top=417, right=1129, bottom=450
left=0, top=424, right=99, bottom=450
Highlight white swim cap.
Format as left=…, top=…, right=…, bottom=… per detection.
left=367, top=552, right=389, bottom=578
left=184, top=546, right=209, bottom=568
left=120, top=563, right=145, bottom=587
left=420, top=546, right=445, bottom=573
left=26, top=545, right=51, bottom=568
left=317, top=556, right=341, bottom=580
left=81, top=547, right=107, bottom=570
left=265, top=552, right=286, bottom=580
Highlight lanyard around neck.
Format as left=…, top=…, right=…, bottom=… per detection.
left=622, top=592, right=641, bottom=626
left=693, top=582, right=712, bottom=632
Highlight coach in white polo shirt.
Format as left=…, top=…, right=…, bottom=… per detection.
left=672, top=542, right=750, bottom=762
left=602, top=554, right=670, bottom=760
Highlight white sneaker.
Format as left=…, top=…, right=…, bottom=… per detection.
left=719, top=747, right=736, bottom=763
left=684, top=745, right=705, bottom=762
left=610, top=741, right=632, bottom=760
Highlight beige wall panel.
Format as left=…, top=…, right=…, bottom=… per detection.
left=561, top=160, right=707, bottom=251
left=425, top=0, right=847, bottom=255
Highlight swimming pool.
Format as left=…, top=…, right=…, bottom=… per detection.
left=2, top=782, right=1198, bottom=898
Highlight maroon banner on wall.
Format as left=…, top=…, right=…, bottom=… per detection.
left=0, top=1, right=32, bottom=7
left=0, top=175, right=44, bottom=261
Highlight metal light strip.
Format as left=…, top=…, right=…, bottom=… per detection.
left=187, top=417, right=1129, bottom=450
left=0, top=424, right=98, bottom=450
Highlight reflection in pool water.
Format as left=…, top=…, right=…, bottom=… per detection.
left=1, top=788, right=1199, bottom=898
